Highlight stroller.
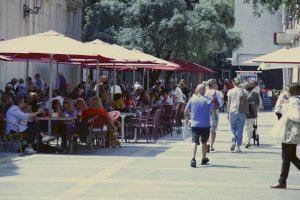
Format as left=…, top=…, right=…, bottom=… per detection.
left=252, top=119, right=260, bottom=146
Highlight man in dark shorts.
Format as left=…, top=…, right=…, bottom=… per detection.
left=184, top=84, right=213, bottom=167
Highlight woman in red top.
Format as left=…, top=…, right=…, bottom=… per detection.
left=82, top=97, right=119, bottom=148
left=82, top=97, right=111, bottom=127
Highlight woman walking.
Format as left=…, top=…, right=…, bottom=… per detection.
left=243, top=81, right=260, bottom=148
left=274, top=86, right=289, bottom=120
left=271, top=83, right=300, bottom=189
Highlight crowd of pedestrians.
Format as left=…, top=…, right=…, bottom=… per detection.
left=184, top=79, right=299, bottom=189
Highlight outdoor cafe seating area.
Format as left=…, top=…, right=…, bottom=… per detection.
left=0, top=30, right=214, bottom=155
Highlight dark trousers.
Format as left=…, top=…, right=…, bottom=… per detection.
left=74, top=121, right=89, bottom=142
left=276, top=113, right=282, bottom=120
left=27, top=121, right=38, bottom=144
left=11, top=121, right=38, bottom=145
left=279, top=143, right=300, bottom=183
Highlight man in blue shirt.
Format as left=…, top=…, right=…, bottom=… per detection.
left=6, top=96, right=44, bottom=154
left=185, top=84, right=213, bottom=167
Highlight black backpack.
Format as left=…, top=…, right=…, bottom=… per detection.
left=238, top=89, right=249, bottom=114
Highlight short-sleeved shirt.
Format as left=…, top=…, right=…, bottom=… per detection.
left=172, top=87, right=184, bottom=103
left=227, top=87, right=242, bottom=113
left=187, top=95, right=213, bottom=128
left=205, top=89, right=223, bottom=109
left=6, top=105, right=29, bottom=133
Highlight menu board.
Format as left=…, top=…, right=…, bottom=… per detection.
left=261, top=91, right=273, bottom=111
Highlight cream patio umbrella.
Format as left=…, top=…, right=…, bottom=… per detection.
left=84, top=40, right=179, bottom=94
left=243, top=47, right=300, bottom=70
left=251, top=47, right=300, bottom=64
left=0, top=30, right=117, bottom=134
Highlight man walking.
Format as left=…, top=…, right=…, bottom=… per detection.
left=185, top=84, right=213, bottom=167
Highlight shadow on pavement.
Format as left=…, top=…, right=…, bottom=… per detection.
left=286, top=188, right=300, bottom=191
left=73, top=145, right=170, bottom=158
left=0, top=153, right=20, bottom=178
left=209, top=164, right=250, bottom=169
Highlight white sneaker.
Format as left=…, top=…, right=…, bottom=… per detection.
left=24, top=147, right=37, bottom=154
left=235, top=149, right=242, bottom=153
left=42, top=135, right=54, bottom=143
left=235, top=146, right=242, bottom=153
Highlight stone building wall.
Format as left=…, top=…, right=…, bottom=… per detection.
left=0, top=0, right=83, bottom=91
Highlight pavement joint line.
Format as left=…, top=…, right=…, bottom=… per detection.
left=98, top=178, right=300, bottom=190
left=52, top=146, right=158, bottom=200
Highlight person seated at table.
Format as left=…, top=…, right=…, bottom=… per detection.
left=102, top=93, right=114, bottom=112
left=73, top=98, right=88, bottom=142
left=124, top=92, right=135, bottom=111
left=62, top=99, right=77, bottom=118
left=5, top=95, right=45, bottom=154
left=3, top=84, right=15, bottom=98
left=136, top=90, right=152, bottom=111
left=0, top=96, right=13, bottom=138
left=156, top=89, right=173, bottom=107
left=71, top=85, right=85, bottom=99
left=51, top=99, right=68, bottom=150
left=62, top=99, right=77, bottom=141
left=82, top=97, right=119, bottom=148
left=113, top=93, right=124, bottom=111
left=75, top=98, right=87, bottom=117
left=45, top=90, right=64, bottom=110
left=27, top=93, right=41, bottom=113
left=0, top=95, right=13, bottom=117
left=51, top=99, right=62, bottom=117
left=24, top=95, right=53, bottom=143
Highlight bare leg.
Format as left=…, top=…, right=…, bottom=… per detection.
left=210, top=129, right=216, bottom=150
left=192, top=143, right=197, bottom=159
left=202, top=143, right=208, bottom=159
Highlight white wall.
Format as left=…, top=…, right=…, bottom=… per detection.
left=0, top=0, right=83, bottom=91
left=232, top=0, right=283, bottom=66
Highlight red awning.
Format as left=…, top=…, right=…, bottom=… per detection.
left=171, top=59, right=216, bottom=74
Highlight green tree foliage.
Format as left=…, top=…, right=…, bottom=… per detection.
left=82, top=0, right=242, bottom=82
left=244, top=0, right=300, bottom=16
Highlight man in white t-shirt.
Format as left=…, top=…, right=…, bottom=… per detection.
left=171, top=81, right=184, bottom=105
left=227, top=78, right=247, bottom=153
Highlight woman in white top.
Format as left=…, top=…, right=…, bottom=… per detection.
left=271, top=83, right=300, bottom=189
left=227, top=78, right=247, bottom=153
left=274, top=86, right=289, bottom=120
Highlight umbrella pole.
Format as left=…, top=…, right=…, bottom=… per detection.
left=56, top=63, right=59, bottom=90
left=147, top=69, right=150, bottom=91
left=133, top=66, right=136, bottom=85
left=26, top=59, right=29, bottom=94
left=142, top=68, right=145, bottom=88
left=84, top=65, right=88, bottom=98
left=96, top=60, right=100, bottom=97
left=113, top=64, right=116, bottom=95
left=48, top=54, right=54, bottom=135
left=121, top=71, right=124, bottom=86
left=175, top=71, right=177, bottom=83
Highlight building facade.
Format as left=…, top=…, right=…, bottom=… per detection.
left=232, top=0, right=284, bottom=89
left=0, top=0, right=83, bottom=91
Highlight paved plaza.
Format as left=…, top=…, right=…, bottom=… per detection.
left=0, top=112, right=299, bottom=200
